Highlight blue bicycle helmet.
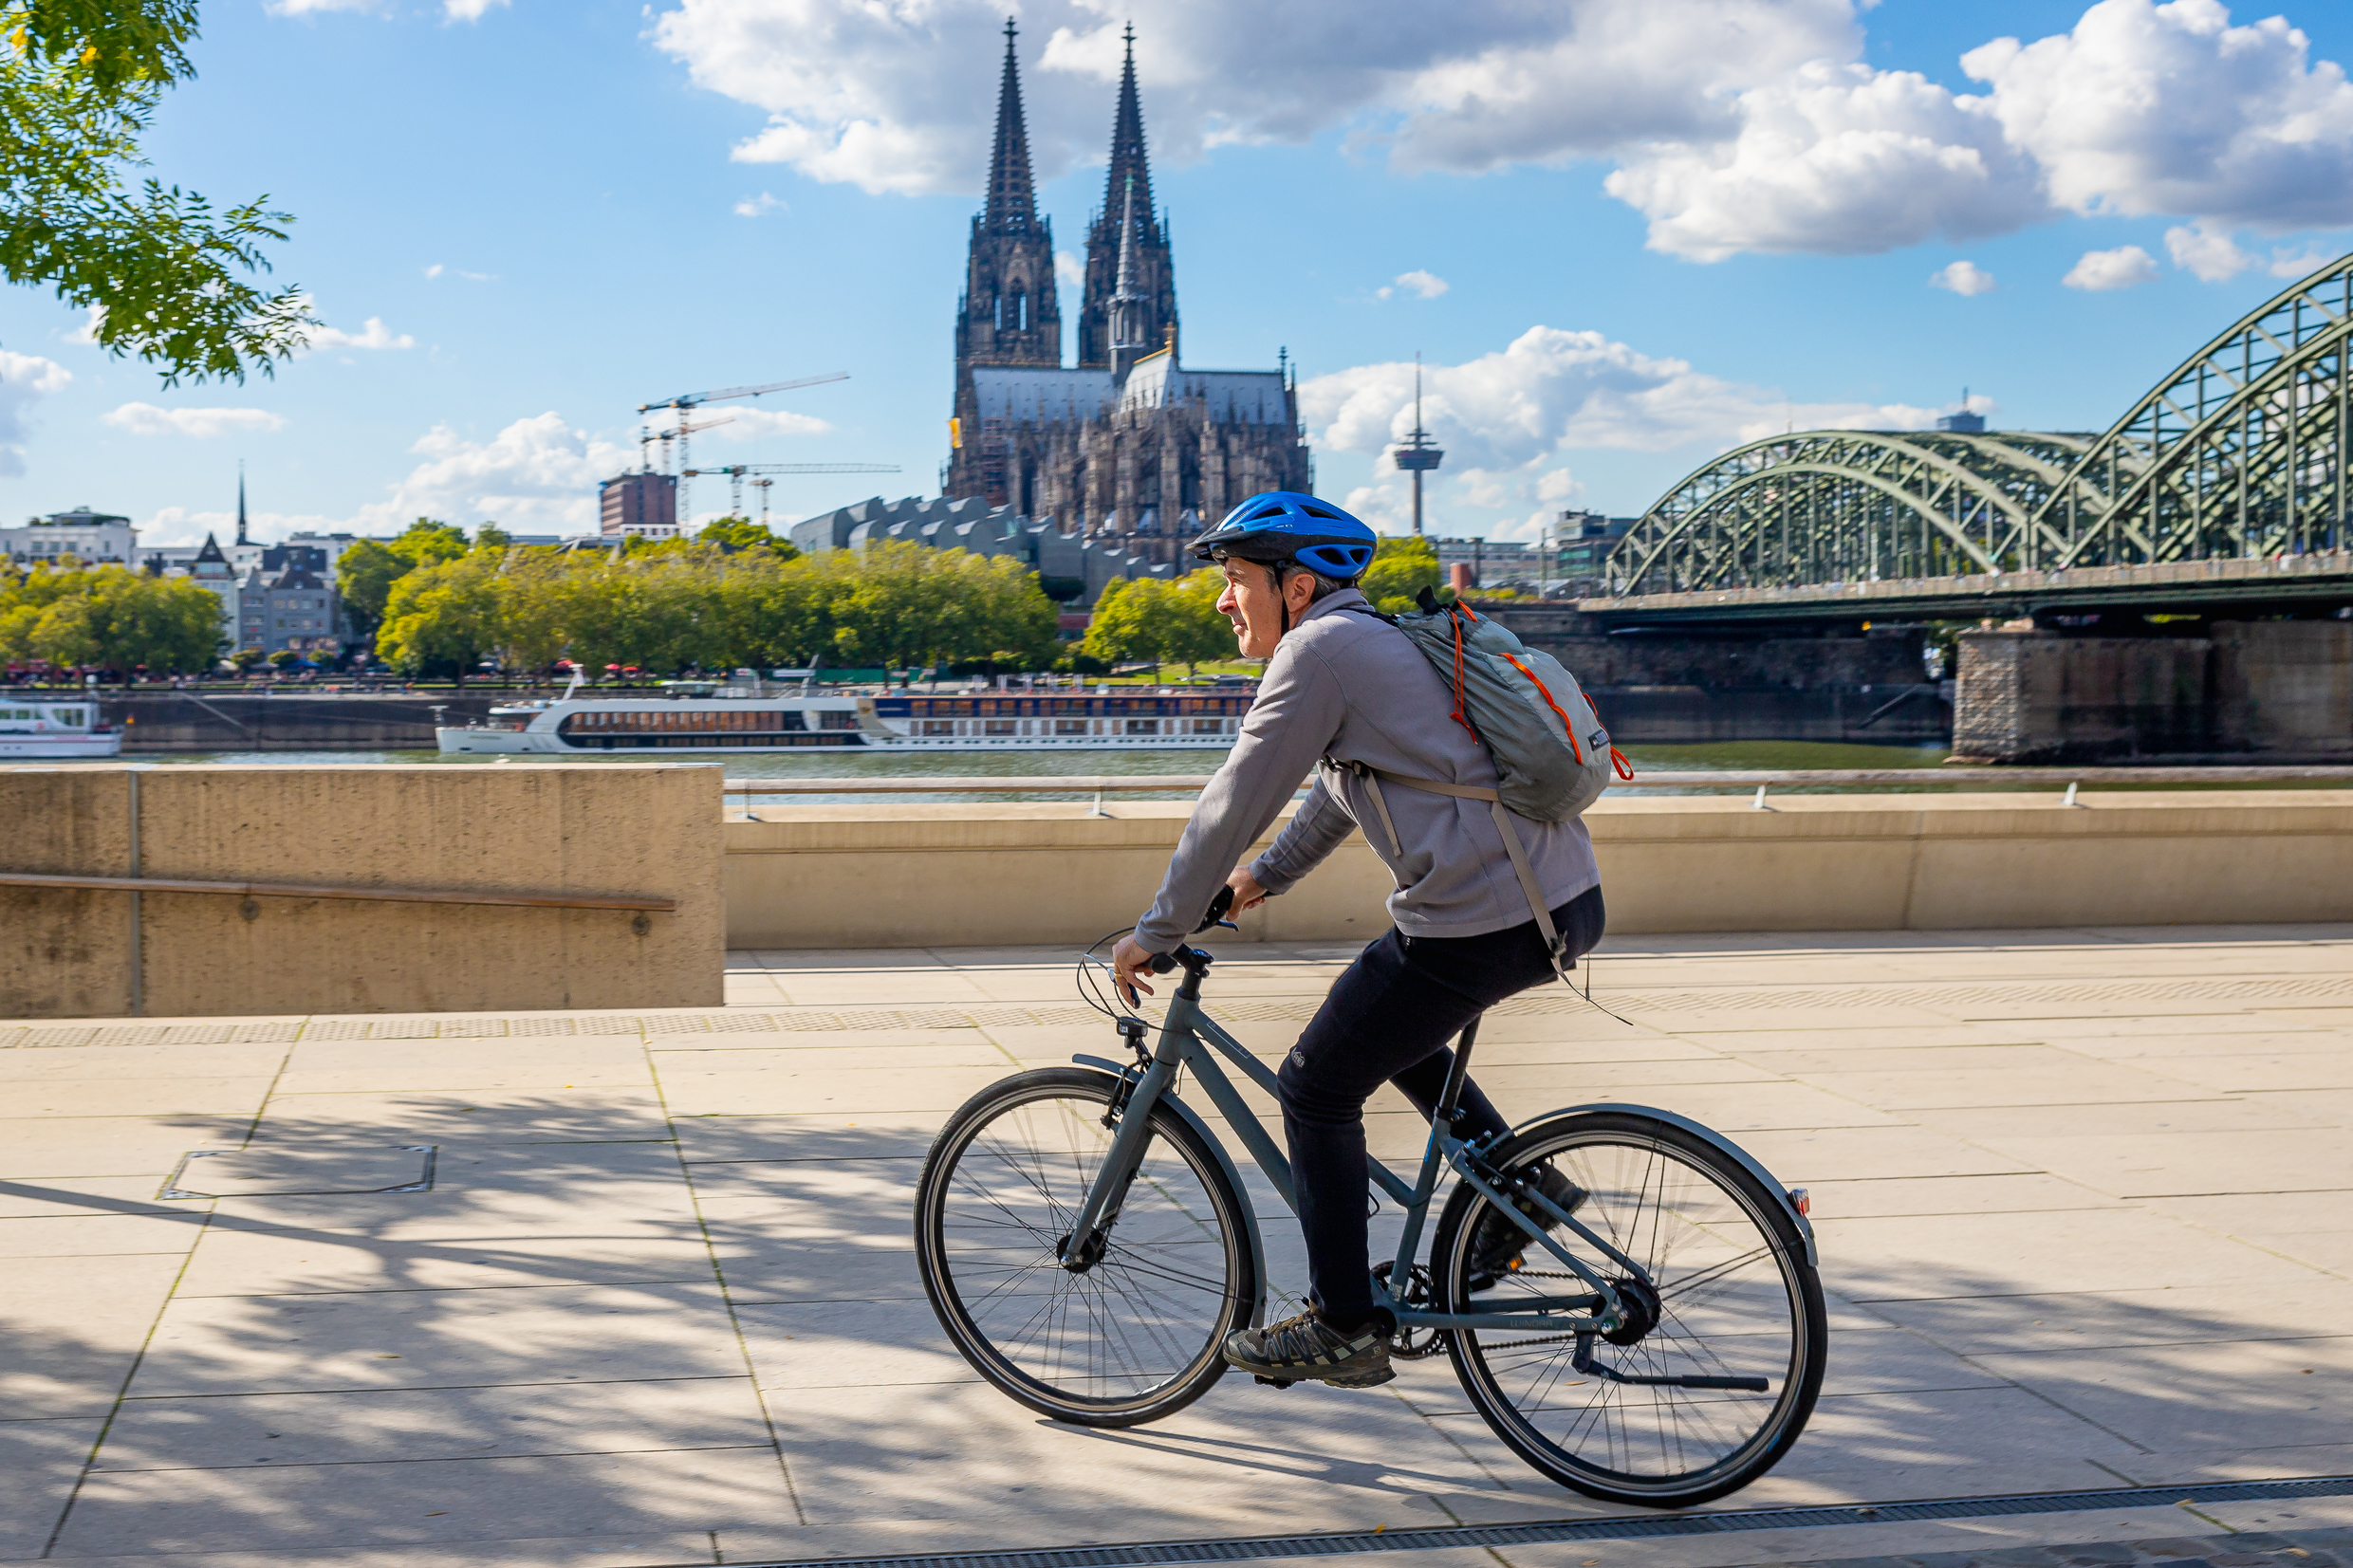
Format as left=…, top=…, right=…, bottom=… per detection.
left=1190, top=491, right=1377, bottom=581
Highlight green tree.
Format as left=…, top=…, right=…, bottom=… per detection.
left=1082, top=570, right=1232, bottom=675
left=698, top=517, right=797, bottom=556
left=0, top=563, right=219, bottom=674
left=1359, top=535, right=1447, bottom=614
left=336, top=518, right=473, bottom=638
left=0, top=0, right=312, bottom=383
left=375, top=551, right=502, bottom=677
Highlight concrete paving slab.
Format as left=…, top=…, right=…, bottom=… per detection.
left=1973, top=1333, right=2351, bottom=1453
left=1820, top=1208, right=2333, bottom=1301
left=1917, top=1100, right=2341, bottom=1138
left=1859, top=1277, right=2353, bottom=1355
left=0, top=1173, right=197, bottom=1219
left=1776, top=1062, right=2218, bottom=1111
left=0, top=1079, right=280, bottom=1120
left=1793, top=1175, right=2129, bottom=1218
left=672, top=1114, right=939, bottom=1163
left=47, top=1446, right=796, bottom=1558
left=1677, top=1026, right=2059, bottom=1053
left=0, top=1252, right=189, bottom=1418
left=0, top=1415, right=102, bottom=1559
left=90, top=1375, right=770, bottom=1471
left=658, top=1065, right=1022, bottom=1117
left=1733, top=1127, right=2039, bottom=1182
left=1943, top=1127, right=2353, bottom=1198
left=0, top=1212, right=208, bottom=1258
left=250, top=1090, right=672, bottom=1148
left=0, top=1046, right=289, bottom=1083
left=131, top=1282, right=745, bottom=1397
left=0, top=1119, right=256, bottom=1181
left=2129, top=1050, right=2353, bottom=1092
left=2235, top=1087, right=2353, bottom=1126
left=272, top=1040, right=655, bottom=1096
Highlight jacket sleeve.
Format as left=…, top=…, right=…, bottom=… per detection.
left=1133, top=645, right=1346, bottom=951
left=1248, top=772, right=1357, bottom=896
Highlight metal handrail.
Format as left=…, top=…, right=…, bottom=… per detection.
left=723, top=766, right=2353, bottom=797
left=0, top=871, right=676, bottom=912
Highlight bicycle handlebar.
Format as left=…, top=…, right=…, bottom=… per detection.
left=1145, top=886, right=1239, bottom=976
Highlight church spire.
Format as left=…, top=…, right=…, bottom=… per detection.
left=983, top=16, right=1039, bottom=234
left=1102, top=24, right=1154, bottom=237
left=1077, top=23, right=1176, bottom=368
left=235, top=462, right=249, bottom=546
left=1109, top=174, right=1146, bottom=378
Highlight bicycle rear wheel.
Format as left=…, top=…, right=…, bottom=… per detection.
left=1432, top=1111, right=1825, bottom=1506
left=914, top=1067, right=1255, bottom=1428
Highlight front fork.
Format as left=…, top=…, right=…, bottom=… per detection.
left=1059, top=1013, right=1190, bottom=1270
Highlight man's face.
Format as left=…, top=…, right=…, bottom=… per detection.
left=1216, top=558, right=1295, bottom=659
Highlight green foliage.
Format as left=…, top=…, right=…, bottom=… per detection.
left=373, top=540, right=1064, bottom=680
left=1081, top=570, right=1233, bottom=674
left=335, top=518, right=473, bottom=637
left=0, top=0, right=312, bottom=384
left=1359, top=535, right=1449, bottom=615
left=0, top=561, right=220, bottom=673
left=473, top=522, right=512, bottom=551
left=698, top=517, right=798, bottom=557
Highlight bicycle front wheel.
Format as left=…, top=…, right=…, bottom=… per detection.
left=1432, top=1111, right=1825, bottom=1506
left=914, top=1067, right=1255, bottom=1427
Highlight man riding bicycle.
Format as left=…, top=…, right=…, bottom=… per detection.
left=1112, top=490, right=1606, bottom=1391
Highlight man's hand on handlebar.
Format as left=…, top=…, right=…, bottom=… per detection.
left=1226, top=865, right=1268, bottom=914
left=1110, top=934, right=1158, bottom=1008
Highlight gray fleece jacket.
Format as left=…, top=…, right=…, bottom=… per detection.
left=1133, top=589, right=1602, bottom=952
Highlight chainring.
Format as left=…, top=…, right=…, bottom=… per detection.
left=1372, top=1261, right=1449, bottom=1359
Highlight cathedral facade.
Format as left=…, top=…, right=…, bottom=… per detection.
left=943, top=23, right=1310, bottom=562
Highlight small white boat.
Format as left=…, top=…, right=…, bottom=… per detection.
left=436, top=676, right=1254, bottom=755
left=0, top=697, right=122, bottom=759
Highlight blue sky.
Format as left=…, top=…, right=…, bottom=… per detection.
left=1, top=0, right=2349, bottom=547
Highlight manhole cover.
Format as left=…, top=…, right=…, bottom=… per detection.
left=161, top=1146, right=436, bottom=1200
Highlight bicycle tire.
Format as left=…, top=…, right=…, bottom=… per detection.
left=1431, top=1110, right=1825, bottom=1506
left=914, top=1067, right=1256, bottom=1428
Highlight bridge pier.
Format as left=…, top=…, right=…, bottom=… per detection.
left=1954, top=621, right=2353, bottom=764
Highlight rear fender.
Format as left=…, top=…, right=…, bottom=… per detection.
left=1074, top=1055, right=1271, bottom=1325
left=1510, top=1101, right=1817, bottom=1266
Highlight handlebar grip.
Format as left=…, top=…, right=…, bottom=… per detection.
left=1148, top=952, right=1179, bottom=975
left=1194, top=884, right=1236, bottom=932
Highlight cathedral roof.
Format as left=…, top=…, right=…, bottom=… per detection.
left=970, top=366, right=1117, bottom=422
left=1117, top=354, right=1291, bottom=422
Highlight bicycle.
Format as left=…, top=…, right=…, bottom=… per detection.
left=913, top=896, right=1827, bottom=1507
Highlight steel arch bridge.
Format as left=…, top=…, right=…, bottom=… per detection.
left=1609, top=254, right=2353, bottom=597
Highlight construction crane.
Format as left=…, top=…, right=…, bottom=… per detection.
left=637, top=372, right=849, bottom=521
left=681, top=462, right=899, bottom=521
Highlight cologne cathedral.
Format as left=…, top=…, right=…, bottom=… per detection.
left=942, top=21, right=1311, bottom=563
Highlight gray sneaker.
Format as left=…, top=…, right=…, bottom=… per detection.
left=1468, top=1162, right=1587, bottom=1287
left=1222, top=1310, right=1395, bottom=1388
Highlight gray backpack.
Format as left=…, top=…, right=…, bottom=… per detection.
left=1334, top=590, right=1629, bottom=981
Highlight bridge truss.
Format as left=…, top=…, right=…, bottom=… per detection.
left=1610, top=255, right=2353, bottom=597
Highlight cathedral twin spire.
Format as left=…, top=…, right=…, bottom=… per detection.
left=969, top=16, right=1176, bottom=373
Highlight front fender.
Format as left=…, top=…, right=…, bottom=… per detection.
left=1510, top=1101, right=1817, bottom=1266
left=1074, top=1055, right=1272, bottom=1326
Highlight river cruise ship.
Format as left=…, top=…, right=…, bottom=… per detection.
left=435, top=683, right=1253, bottom=755
left=0, top=698, right=122, bottom=759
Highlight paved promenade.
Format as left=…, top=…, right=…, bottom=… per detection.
left=3, top=925, right=2349, bottom=1568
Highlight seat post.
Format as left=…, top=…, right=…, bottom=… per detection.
left=1437, top=1014, right=1483, bottom=1127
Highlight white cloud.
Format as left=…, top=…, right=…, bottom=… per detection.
left=304, top=315, right=417, bottom=352
left=713, top=408, right=835, bottom=440
left=2267, top=244, right=2342, bottom=278
left=650, top=0, right=2353, bottom=259
left=2063, top=243, right=2159, bottom=289
left=1303, top=327, right=1947, bottom=476
left=2165, top=220, right=2253, bottom=281
left=1930, top=259, right=1998, bottom=295
left=732, top=192, right=788, bottom=216
left=102, top=403, right=288, bottom=438
left=265, top=0, right=378, bottom=12
left=1055, top=249, right=1085, bottom=288
left=139, top=506, right=351, bottom=549
left=1964, top=0, right=2353, bottom=230
left=354, top=413, right=637, bottom=533
left=444, top=0, right=507, bottom=18
left=0, top=352, right=70, bottom=478
left=423, top=263, right=495, bottom=282
left=65, top=305, right=105, bottom=345
left=1377, top=269, right=1450, bottom=301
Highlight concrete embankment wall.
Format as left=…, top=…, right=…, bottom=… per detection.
left=3, top=766, right=722, bottom=1019
left=723, top=791, right=2353, bottom=949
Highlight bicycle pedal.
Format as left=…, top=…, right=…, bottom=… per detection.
left=1252, top=1374, right=1296, bottom=1389
left=1326, top=1367, right=1399, bottom=1389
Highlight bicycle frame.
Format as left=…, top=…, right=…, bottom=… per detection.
left=1063, top=952, right=1651, bottom=1337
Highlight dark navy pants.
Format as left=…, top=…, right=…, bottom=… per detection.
left=1275, top=885, right=1607, bottom=1329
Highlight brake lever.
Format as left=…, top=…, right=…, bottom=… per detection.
left=1192, top=884, right=1237, bottom=933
